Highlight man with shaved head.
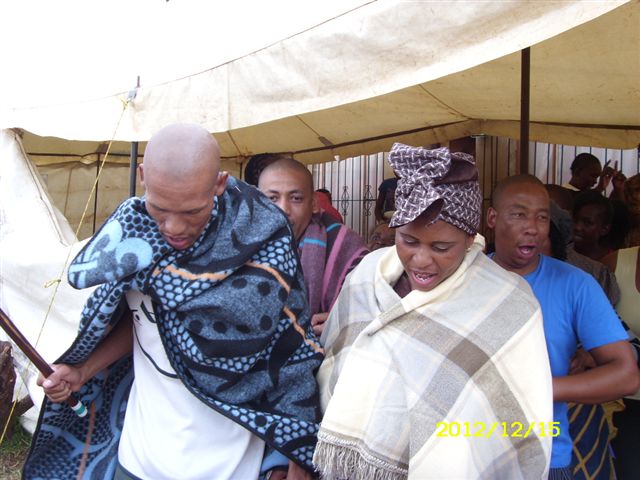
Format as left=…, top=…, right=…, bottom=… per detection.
left=487, top=174, right=639, bottom=480
left=30, top=124, right=321, bottom=480
left=258, top=158, right=368, bottom=337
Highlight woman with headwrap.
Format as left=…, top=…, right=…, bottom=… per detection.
left=313, top=143, right=553, bottom=479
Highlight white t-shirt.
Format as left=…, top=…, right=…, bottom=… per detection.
left=561, top=182, right=580, bottom=192
left=119, top=290, right=264, bottom=480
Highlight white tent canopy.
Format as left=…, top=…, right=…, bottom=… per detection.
left=2, top=0, right=638, bottom=164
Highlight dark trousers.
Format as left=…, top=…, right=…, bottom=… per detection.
left=612, top=398, right=640, bottom=480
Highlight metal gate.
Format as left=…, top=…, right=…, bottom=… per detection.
left=311, top=152, right=390, bottom=243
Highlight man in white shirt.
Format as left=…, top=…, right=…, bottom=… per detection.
left=31, top=124, right=321, bottom=480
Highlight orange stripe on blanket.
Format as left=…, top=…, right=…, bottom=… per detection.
left=247, top=262, right=322, bottom=353
left=153, top=264, right=230, bottom=281
left=246, top=261, right=291, bottom=293
left=283, top=306, right=324, bottom=354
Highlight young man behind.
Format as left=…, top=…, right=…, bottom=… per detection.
left=258, top=159, right=368, bottom=338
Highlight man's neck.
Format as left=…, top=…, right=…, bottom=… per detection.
left=492, top=253, right=541, bottom=277
left=568, top=179, right=582, bottom=191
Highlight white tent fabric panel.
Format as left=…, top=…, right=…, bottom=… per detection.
left=0, top=130, right=92, bottom=431
left=2, top=0, right=636, bottom=163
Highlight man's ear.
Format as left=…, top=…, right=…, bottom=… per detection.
left=138, top=164, right=145, bottom=187
left=312, top=192, right=319, bottom=214
left=214, top=171, right=229, bottom=196
left=486, top=207, right=497, bottom=229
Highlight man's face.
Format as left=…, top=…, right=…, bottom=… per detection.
left=574, top=163, right=602, bottom=191
left=395, top=217, right=473, bottom=292
left=487, top=183, right=550, bottom=276
left=259, top=167, right=314, bottom=241
left=141, top=165, right=226, bottom=250
left=573, top=204, right=610, bottom=250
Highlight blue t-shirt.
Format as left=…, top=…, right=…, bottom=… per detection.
left=523, top=255, right=627, bottom=468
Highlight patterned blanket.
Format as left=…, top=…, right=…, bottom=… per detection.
left=24, top=177, right=323, bottom=479
left=314, top=239, right=553, bottom=479
left=298, top=212, right=368, bottom=316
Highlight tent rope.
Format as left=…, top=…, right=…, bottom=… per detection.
left=1, top=95, right=134, bottom=446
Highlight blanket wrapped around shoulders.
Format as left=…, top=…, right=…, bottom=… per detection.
left=299, top=212, right=368, bottom=316
left=24, top=177, right=323, bottom=479
left=314, top=238, right=553, bottom=479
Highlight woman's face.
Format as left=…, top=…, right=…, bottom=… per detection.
left=573, top=204, right=610, bottom=249
left=395, top=217, right=474, bottom=292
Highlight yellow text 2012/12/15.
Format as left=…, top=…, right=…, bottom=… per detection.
left=435, top=421, right=560, bottom=439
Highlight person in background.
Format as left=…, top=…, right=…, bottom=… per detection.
left=315, top=144, right=553, bottom=479
left=487, top=174, right=639, bottom=480
left=258, top=158, right=368, bottom=338
left=244, top=152, right=290, bottom=187
left=367, top=221, right=395, bottom=251
left=374, top=174, right=398, bottom=222
left=601, top=246, right=640, bottom=480
left=314, top=188, right=343, bottom=224
left=32, top=124, right=321, bottom=480
left=623, top=174, right=640, bottom=247
left=572, top=191, right=614, bottom=261
left=543, top=201, right=630, bottom=480
left=562, top=153, right=613, bottom=195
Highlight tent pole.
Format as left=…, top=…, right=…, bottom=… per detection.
left=520, top=47, right=530, bottom=174
left=128, top=76, right=141, bottom=198
left=129, top=142, right=139, bottom=197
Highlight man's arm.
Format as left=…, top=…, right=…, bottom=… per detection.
left=553, top=340, right=640, bottom=403
left=38, top=310, right=134, bottom=402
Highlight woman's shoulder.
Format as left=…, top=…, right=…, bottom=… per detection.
left=472, top=252, right=539, bottom=299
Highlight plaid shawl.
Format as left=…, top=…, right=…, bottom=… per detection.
left=24, top=177, right=323, bottom=479
left=314, top=239, right=553, bottom=479
left=299, top=212, right=368, bottom=316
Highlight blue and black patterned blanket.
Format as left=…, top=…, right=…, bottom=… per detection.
left=24, top=177, right=323, bottom=479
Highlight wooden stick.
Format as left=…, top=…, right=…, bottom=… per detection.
left=0, top=307, right=87, bottom=417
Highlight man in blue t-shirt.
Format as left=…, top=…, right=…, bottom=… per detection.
left=486, top=174, right=639, bottom=479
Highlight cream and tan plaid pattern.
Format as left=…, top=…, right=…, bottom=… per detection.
left=388, top=143, right=481, bottom=234
left=314, top=239, right=553, bottom=479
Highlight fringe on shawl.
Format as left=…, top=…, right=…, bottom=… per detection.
left=313, top=434, right=408, bottom=480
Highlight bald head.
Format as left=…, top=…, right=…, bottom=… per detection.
left=143, top=123, right=221, bottom=186
left=492, top=174, right=548, bottom=209
left=259, top=158, right=314, bottom=192
left=140, top=124, right=228, bottom=250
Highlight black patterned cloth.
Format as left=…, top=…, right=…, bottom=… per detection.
left=388, top=143, right=481, bottom=234
left=23, top=177, right=323, bottom=479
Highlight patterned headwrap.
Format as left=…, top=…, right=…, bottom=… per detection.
left=388, top=143, right=481, bottom=234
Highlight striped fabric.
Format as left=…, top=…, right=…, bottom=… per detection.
left=569, top=402, right=619, bottom=480
left=314, top=239, right=553, bottom=479
left=299, top=212, right=368, bottom=316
